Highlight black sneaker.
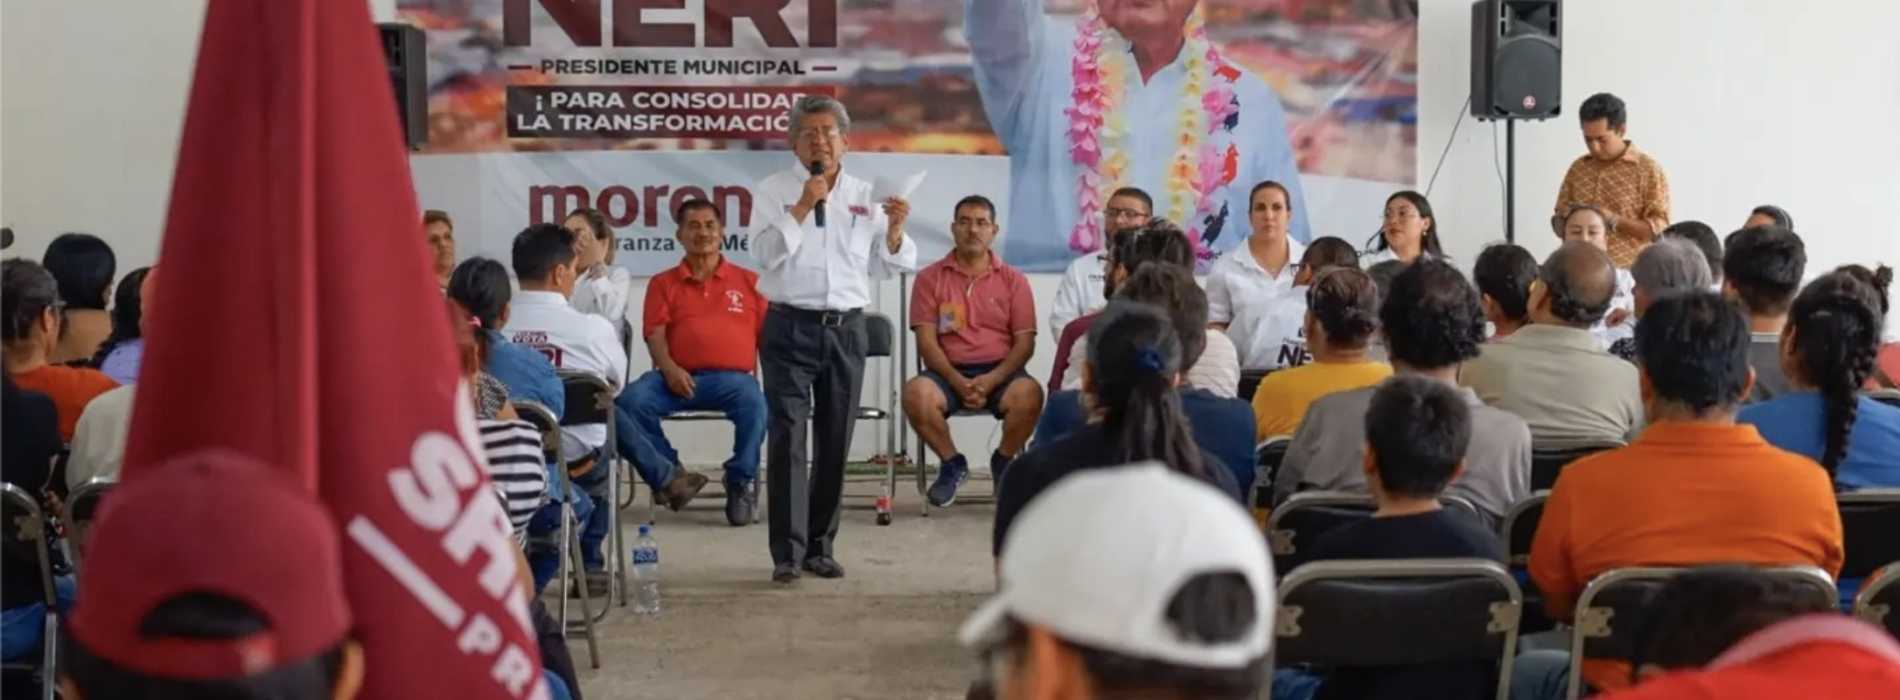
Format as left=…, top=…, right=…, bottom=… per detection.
left=725, top=481, right=758, bottom=527
left=800, top=556, right=846, bottom=579
left=928, top=454, right=968, bottom=507
left=990, top=451, right=1014, bottom=497
left=772, top=562, right=799, bottom=584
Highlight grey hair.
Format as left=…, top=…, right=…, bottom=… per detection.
left=787, top=95, right=851, bottom=140
left=1631, top=238, right=1713, bottom=296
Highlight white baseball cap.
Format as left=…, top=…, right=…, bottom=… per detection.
left=959, top=464, right=1277, bottom=669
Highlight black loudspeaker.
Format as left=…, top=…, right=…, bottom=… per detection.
left=1470, top=0, right=1561, bottom=120
left=379, top=23, right=428, bottom=150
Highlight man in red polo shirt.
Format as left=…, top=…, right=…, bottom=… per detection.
left=617, top=199, right=769, bottom=527
left=903, top=195, right=1044, bottom=507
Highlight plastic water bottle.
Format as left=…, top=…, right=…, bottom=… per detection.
left=631, top=525, right=660, bottom=615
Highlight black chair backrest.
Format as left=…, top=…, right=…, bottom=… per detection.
left=1529, top=441, right=1622, bottom=491
left=1840, top=491, right=1900, bottom=579
left=557, top=371, right=614, bottom=426
left=1268, top=493, right=1375, bottom=576
left=65, top=479, right=113, bottom=566
left=1239, top=369, right=1275, bottom=403
left=511, top=401, right=562, bottom=465
left=1853, top=562, right=1899, bottom=638
left=864, top=312, right=894, bottom=358
left=1275, top=559, right=1521, bottom=683
left=1574, top=566, right=1837, bottom=663
left=1, top=483, right=55, bottom=608
left=1254, top=437, right=1292, bottom=508
left=1501, top=492, right=1550, bottom=570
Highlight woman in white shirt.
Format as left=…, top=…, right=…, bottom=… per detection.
left=1208, top=181, right=1306, bottom=368
left=1362, top=190, right=1446, bottom=266
left=1559, top=204, right=1637, bottom=350
left=565, top=208, right=637, bottom=347
left=1242, top=237, right=1362, bottom=370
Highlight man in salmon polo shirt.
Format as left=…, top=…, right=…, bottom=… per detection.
left=618, top=199, right=768, bottom=527
left=1514, top=291, right=1843, bottom=700
left=902, top=195, right=1044, bottom=508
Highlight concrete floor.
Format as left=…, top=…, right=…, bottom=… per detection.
left=556, top=472, right=995, bottom=700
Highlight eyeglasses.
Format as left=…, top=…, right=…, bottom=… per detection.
left=1105, top=207, right=1151, bottom=221
left=1382, top=210, right=1421, bottom=221
left=795, top=126, right=842, bottom=142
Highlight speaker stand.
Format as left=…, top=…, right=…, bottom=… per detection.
left=1505, top=119, right=1517, bottom=244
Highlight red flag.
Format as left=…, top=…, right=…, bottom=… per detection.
left=126, top=0, right=544, bottom=697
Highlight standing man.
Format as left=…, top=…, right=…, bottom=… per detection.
left=1047, top=187, right=1152, bottom=337
left=902, top=195, right=1044, bottom=507
left=423, top=209, right=456, bottom=289
left=1552, top=93, right=1672, bottom=268
left=967, top=0, right=1311, bottom=271
left=750, top=96, right=917, bottom=584
left=618, top=199, right=769, bottom=528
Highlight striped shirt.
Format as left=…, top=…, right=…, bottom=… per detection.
left=480, top=418, right=548, bottom=543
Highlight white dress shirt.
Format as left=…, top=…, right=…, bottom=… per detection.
left=503, top=290, right=628, bottom=460
left=68, top=384, right=136, bottom=490
left=1049, top=251, right=1110, bottom=338
left=1207, top=238, right=1306, bottom=368
left=965, top=0, right=1310, bottom=270
left=571, top=265, right=638, bottom=347
left=1591, top=268, right=1638, bottom=351
left=749, top=164, right=918, bottom=310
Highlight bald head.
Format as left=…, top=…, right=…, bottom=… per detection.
left=1536, top=242, right=1616, bottom=327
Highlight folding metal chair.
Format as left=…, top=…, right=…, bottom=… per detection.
left=63, top=478, right=113, bottom=572
left=1273, top=559, right=1524, bottom=700
left=654, top=408, right=762, bottom=523
left=558, top=370, right=633, bottom=612
left=1500, top=492, right=1550, bottom=573
left=513, top=400, right=601, bottom=670
left=913, top=404, right=1000, bottom=517
left=1566, top=565, right=1837, bottom=700
left=1839, top=490, right=1900, bottom=581
left=1529, top=440, right=1623, bottom=491
left=1239, top=368, right=1277, bottom=403
left=1853, top=561, right=1899, bottom=638
left=1253, top=436, right=1292, bottom=511
left=2, top=483, right=59, bottom=700
left=841, top=311, right=900, bottom=525
left=1267, top=491, right=1483, bottom=577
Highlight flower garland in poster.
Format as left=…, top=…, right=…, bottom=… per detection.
left=1064, top=7, right=1243, bottom=257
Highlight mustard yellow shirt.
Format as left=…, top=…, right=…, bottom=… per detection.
left=1251, top=361, right=1392, bottom=441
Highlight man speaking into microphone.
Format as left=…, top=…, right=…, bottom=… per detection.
left=750, top=95, right=917, bottom=584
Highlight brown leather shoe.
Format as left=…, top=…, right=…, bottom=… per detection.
left=662, top=470, right=710, bottom=512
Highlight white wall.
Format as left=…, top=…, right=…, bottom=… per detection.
left=4, top=0, right=1897, bottom=466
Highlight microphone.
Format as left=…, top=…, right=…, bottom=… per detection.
left=809, top=160, right=826, bottom=228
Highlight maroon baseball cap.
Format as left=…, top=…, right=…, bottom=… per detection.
left=69, top=452, right=353, bottom=679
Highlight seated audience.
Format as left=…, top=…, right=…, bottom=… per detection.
left=448, top=257, right=566, bottom=418
left=1558, top=204, right=1637, bottom=349
left=1461, top=242, right=1641, bottom=444
left=1362, top=190, right=1446, bottom=265
left=1209, top=182, right=1307, bottom=367
left=1740, top=266, right=1900, bottom=488
left=1047, top=226, right=1131, bottom=395
left=905, top=196, right=1042, bottom=508
left=999, top=301, right=1241, bottom=557
left=618, top=201, right=771, bottom=526
left=1745, top=204, right=1796, bottom=230
left=1048, top=186, right=1152, bottom=338
left=503, top=223, right=706, bottom=594
left=1832, top=264, right=1900, bottom=390
left=1, top=373, right=69, bottom=664
left=4, top=259, right=119, bottom=441
left=1251, top=268, right=1390, bottom=440
left=1723, top=225, right=1807, bottom=402
left=1276, top=260, right=1531, bottom=522
left=61, top=455, right=364, bottom=700
left=1059, top=222, right=1240, bottom=397
left=1473, top=244, right=1539, bottom=340
left=90, top=266, right=151, bottom=384
left=1526, top=291, right=1843, bottom=696
left=1272, top=376, right=1504, bottom=700
left=1609, top=238, right=1712, bottom=362
left=968, top=466, right=1273, bottom=700
left=450, top=300, right=547, bottom=544
left=1609, top=567, right=1900, bottom=700
left=67, top=385, right=135, bottom=490
left=1234, top=236, right=1360, bottom=371
left=1660, top=220, right=1724, bottom=289
left=424, top=209, right=456, bottom=289
left=43, top=232, right=117, bottom=365
left=1034, top=266, right=1256, bottom=491
left=566, top=207, right=638, bottom=344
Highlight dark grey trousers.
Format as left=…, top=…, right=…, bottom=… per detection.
left=760, top=304, right=867, bottom=565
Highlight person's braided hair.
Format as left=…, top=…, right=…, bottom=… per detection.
left=1787, top=268, right=1889, bottom=476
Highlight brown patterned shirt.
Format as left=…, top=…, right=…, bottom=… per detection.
left=1553, top=143, right=1671, bottom=267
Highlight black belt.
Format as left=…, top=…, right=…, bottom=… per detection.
left=770, top=303, right=861, bottom=328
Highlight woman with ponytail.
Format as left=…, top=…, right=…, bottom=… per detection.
left=992, top=300, right=1240, bottom=558
left=1739, top=265, right=1900, bottom=488
left=1251, top=268, right=1391, bottom=440
left=447, top=256, right=566, bottom=419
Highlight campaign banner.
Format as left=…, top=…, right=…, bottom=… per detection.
left=400, top=0, right=1418, bottom=275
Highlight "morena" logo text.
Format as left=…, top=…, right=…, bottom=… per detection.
left=529, top=183, right=754, bottom=230
left=504, top=0, right=839, bottom=49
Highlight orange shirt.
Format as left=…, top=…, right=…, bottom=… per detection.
left=1528, top=422, right=1843, bottom=692
left=11, top=365, right=120, bottom=442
